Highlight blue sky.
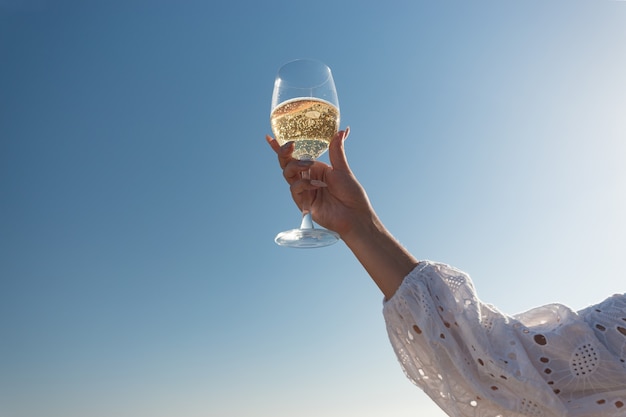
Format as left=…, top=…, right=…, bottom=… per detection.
left=1, top=1, right=625, bottom=416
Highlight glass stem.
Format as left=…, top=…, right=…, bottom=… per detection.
left=300, top=168, right=314, bottom=230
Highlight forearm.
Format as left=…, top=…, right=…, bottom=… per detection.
left=341, top=210, right=419, bottom=300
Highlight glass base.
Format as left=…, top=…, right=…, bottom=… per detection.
left=275, top=228, right=340, bottom=248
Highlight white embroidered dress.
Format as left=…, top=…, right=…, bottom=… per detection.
left=383, top=261, right=626, bottom=417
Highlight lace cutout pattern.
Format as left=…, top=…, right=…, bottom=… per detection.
left=383, top=261, right=626, bottom=417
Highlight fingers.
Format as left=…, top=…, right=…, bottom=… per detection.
left=328, top=127, right=351, bottom=172
left=267, top=135, right=328, bottom=190
left=265, top=135, right=281, bottom=153
left=266, top=135, right=295, bottom=169
left=283, top=160, right=314, bottom=183
left=289, top=176, right=325, bottom=196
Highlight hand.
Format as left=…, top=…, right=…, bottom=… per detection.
left=266, top=128, right=374, bottom=238
left=267, top=127, right=417, bottom=298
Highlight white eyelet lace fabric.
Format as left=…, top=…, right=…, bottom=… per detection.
left=383, top=261, right=626, bottom=417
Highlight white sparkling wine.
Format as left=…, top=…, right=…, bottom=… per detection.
left=270, top=97, right=340, bottom=160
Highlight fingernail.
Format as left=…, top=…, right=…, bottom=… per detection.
left=344, top=126, right=350, bottom=140
left=310, top=180, right=328, bottom=187
left=297, top=160, right=314, bottom=167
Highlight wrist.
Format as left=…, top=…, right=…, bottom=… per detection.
left=340, top=208, right=384, bottom=247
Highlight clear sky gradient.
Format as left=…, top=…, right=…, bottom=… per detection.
left=1, top=1, right=625, bottom=417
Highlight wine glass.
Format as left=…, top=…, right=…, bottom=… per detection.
left=270, top=59, right=341, bottom=248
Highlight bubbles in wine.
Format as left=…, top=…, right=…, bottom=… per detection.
left=270, top=98, right=339, bottom=160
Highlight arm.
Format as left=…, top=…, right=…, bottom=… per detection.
left=341, top=213, right=418, bottom=300
left=267, top=128, right=418, bottom=299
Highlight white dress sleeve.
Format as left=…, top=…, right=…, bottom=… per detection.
left=382, top=261, right=626, bottom=417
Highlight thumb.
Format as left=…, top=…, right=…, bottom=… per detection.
left=329, top=127, right=351, bottom=172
